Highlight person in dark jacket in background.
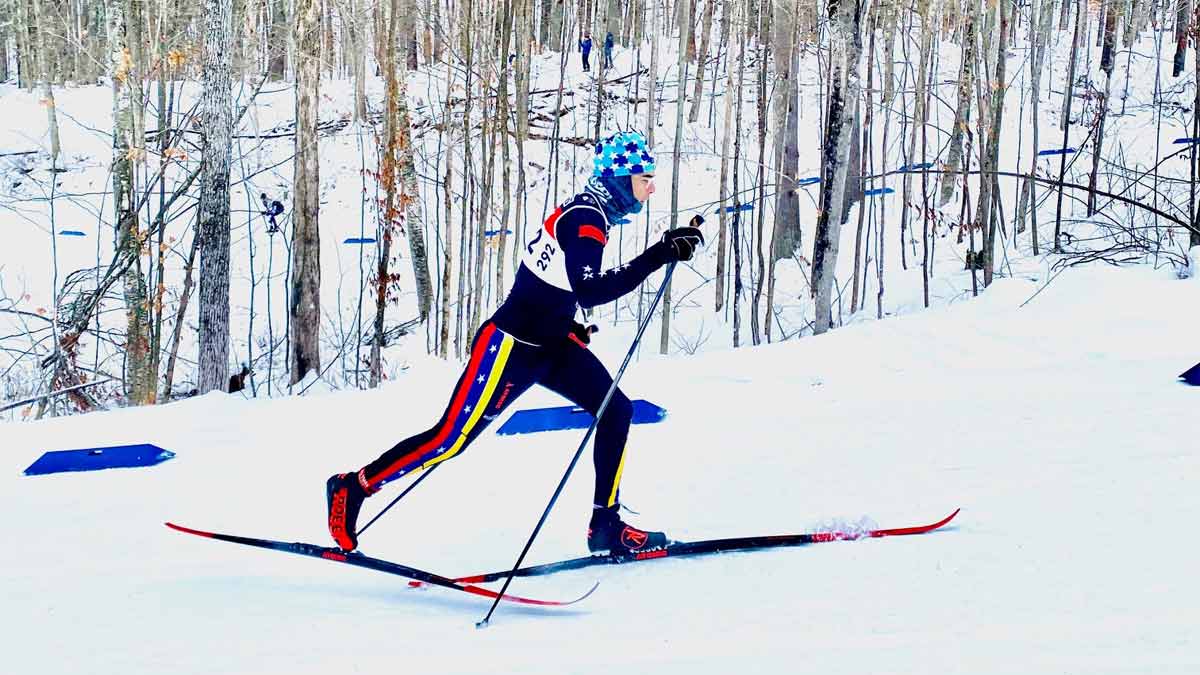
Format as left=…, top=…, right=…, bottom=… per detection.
left=580, top=32, right=593, bottom=72
left=604, top=32, right=614, bottom=69
left=326, top=131, right=705, bottom=556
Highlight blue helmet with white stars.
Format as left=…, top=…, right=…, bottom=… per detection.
left=593, top=131, right=656, bottom=178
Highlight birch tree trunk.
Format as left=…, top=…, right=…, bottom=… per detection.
left=111, top=0, right=154, bottom=404
left=290, top=0, right=322, bottom=384
left=197, top=0, right=234, bottom=394
left=397, top=3, right=433, bottom=322
left=940, top=6, right=976, bottom=206
left=812, top=0, right=864, bottom=335
left=32, top=0, right=61, bottom=166
left=715, top=0, right=737, bottom=313
left=770, top=0, right=800, bottom=261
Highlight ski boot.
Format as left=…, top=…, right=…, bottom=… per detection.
left=587, top=504, right=668, bottom=554
left=326, top=471, right=370, bottom=551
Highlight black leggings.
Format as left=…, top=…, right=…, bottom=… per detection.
left=359, top=321, right=633, bottom=507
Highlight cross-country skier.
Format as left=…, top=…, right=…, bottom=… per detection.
left=327, top=131, right=705, bottom=556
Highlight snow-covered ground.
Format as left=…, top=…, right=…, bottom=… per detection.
left=2, top=262, right=1197, bottom=674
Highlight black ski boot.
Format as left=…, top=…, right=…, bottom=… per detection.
left=587, top=505, right=668, bottom=554
left=326, top=472, right=368, bottom=551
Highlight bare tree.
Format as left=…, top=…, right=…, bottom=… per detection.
left=110, top=0, right=155, bottom=404
left=290, top=0, right=322, bottom=384
left=770, top=0, right=801, bottom=261
left=661, top=0, right=691, bottom=354
left=196, top=0, right=234, bottom=394
left=812, top=0, right=864, bottom=335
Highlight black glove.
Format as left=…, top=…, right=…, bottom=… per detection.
left=567, top=321, right=598, bottom=348
left=660, top=220, right=706, bottom=262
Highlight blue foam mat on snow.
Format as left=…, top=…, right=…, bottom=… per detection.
left=496, top=399, right=666, bottom=435
left=1180, top=362, right=1200, bottom=386
left=24, top=443, right=175, bottom=476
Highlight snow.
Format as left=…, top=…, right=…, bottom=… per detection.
left=3, top=20, right=1200, bottom=675
left=1, top=260, right=1197, bottom=674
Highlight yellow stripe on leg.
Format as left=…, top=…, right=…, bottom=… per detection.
left=606, top=444, right=627, bottom=507
left=420, top=335, right=515, bottom=471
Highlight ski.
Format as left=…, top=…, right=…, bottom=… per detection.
left=423, top=508, right=959, bottom=585
left=165, top=522, right=597, bottom=607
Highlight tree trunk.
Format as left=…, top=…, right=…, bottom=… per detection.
left=770, top=0, right=801, bottom=261
left=812, top=0, right=864, bottom=335
left=111, top=0, right=154, bottom=404
left=715, top=0, right=737, bottom=313
left=1026, top=0, right=1055, bottom=255
left=982, top=0, right=1010, bottom=286
left=0, top=18, right=8, bottom=83
left=1091, top=0, right=1119, bottom=215
left=687, top=0, right=713, bottom=122
left=32, top=0, right=61, bottom=165
left=197, top=0, right=234, bottom=394
left=397, top=4, right=434, bottom=322
left=940, top=7, right=976, bottom=206
left=268, top=0, right=287, bottom=79
left=290, top=0, right=322, bottom=384
left=1055, top=0, right=1085, bottom=252
left=660, top=0, right=691, bottom=354
left=1175, top=0, right=1191, bottom=77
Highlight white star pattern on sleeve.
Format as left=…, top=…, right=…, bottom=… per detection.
left=582, top=265, right=593, bottom=273
left=583, top=272, right=594, bottom=280
left=477, top=375, right=486, bottom=384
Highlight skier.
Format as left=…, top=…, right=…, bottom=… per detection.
left=580, top=32, right=593, bottom=72
left=327, top=131, right=705, bottom=556
left=604, top=32, right=614, bottom=69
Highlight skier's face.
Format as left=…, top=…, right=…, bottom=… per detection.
left=632, top=174, right=655, bottom=202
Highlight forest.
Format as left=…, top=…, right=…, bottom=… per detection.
left=2, top=0, right=1199, bottom=419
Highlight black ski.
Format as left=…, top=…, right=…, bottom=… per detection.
left=423, top=509, right=959, bottom=586
left=165, top=522, right=596, bottom=606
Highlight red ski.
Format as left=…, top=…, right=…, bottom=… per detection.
left=165, top=522, right=596, bottom=607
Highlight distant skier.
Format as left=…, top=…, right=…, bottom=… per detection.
left=580, top=32, right=593, bottom=72
left=327, top=131, right=705, bottom=556
left=604, top=32, right=614, bottom=69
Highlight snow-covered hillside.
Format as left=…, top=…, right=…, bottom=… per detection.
left=2, top=262, right=1197, bottom=674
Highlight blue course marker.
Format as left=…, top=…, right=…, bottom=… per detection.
left=797, top=176, right=821, bottom=186
left=898, top=162, right=935, bottom=172
left=1173, top=137, right=1200, bottom=145
left=1037, top=147, right=1076, bottom=156
left=484, top=229, right=514, bottom=237
left=24, top=443, right=176, bottom=476
left=722, top=203, right=755, bottom=213
left=59, top=230, right=86, bottom=237
left=864, top=187, right=895, bottom=197
left=344, top=237, right=376, bottom=245
left=496, top=399, right=667, bottom=435
left=1181, top=362, right=1200, bottom=386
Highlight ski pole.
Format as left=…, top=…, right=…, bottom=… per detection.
left=355, top=464, right=440, bottom=539
left=477, top=260, right=679, bottom=628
